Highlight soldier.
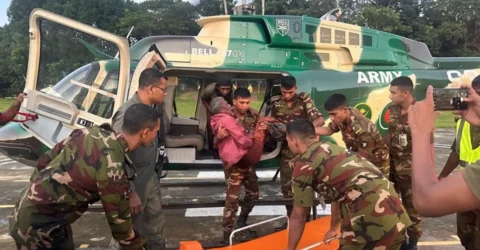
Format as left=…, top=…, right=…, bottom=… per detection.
left=212, top=88, right=266, bottom=243
left=316, top=93, right=390, bottom=176
left=285, top=119, right=412, bottom=250
left=437, top=76, right=480, bottom=250
left=8, top=103, right=161, bottom=250
left=385, top=76, right=433, bottom=249
left=111, top=69, right=168, bottom=250
left=270, top=76, right=324, bottom=230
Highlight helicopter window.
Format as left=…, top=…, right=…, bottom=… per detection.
left=320, top=27, right=331, bottom=43
left=349, top=33, right=360, bottom=46
left=44, top=63, right=100, bottom=111
left=100, top=70, right=119, bottom=95
left=174, top=77, right=201, bottom=118
left=335, top=30, right=346, bottom=44
left=363, top=35, right=373, bottom=46
left=305, top=25, right=317, bottom=43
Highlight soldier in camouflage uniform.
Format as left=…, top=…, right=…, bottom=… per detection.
left=317, top=93, right=390, bottom=176
left=285, top=119, right=412, bottom=250
left=8, top=103, right=161, bottom=250
left=213, top=88, right=265, bottom=243
left=270, top=76, right=324, bottom=230
left=386, top=76, right=433, bottom=249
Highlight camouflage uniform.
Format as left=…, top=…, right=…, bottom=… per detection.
left=222, top=109, right=260, bottom=234
left=451, top=120, right=480, bottom=250
left=328, top=107, right=389, bottom=176
left=388, top=102, right=433, bottom=244
left=8, top=125, right=146, bottom=250
left=292, top=141, right=412, bottom=249
left=271, top=92, right=322, bottom=216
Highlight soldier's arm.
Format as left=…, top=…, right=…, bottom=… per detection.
left=301, top=94, right=325, bottom=129
left=287, top=164, right=314, bottom=250
left=0, top=93, right=23, bottom=126
left=329, top=201, right=341, bottom=230
left=438, top=140, right=460, bottom=179
left=111, top=109, right=140, bottom=208
left=97, top=160, right=146, bottom=249
left=411, top=128, right=480, bottom=217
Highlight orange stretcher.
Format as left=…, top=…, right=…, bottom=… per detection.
left=179, top=215, right=340, bottom=250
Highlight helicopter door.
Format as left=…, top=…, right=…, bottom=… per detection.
left=128, top=45, right=167, bottom=99
left=18, top=8, right=132, bottom=148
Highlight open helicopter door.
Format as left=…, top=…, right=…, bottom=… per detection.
left=16, top=8, right=132, bottom=149
left=128, top=44, right=168, bottom=99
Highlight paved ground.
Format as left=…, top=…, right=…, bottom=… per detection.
left=0, top=129, right=468, bottom=249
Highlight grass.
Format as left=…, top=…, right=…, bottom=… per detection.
left=435, top=112, right=457, bottom=129
left=0, top=98, right=15, bottom=111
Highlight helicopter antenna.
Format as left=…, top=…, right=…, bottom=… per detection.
left=223, top=0, right=228, bottom=15
left=115, top=26, right=135, bottom=59
left=262, top=0, right=265, bottom=15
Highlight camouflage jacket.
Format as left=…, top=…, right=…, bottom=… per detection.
left=9, top=126, right=146, bottom=250
left=328, top=107, right=389, bottom=167
left=291, top=141, right=386, bottom=204
left=388, top=102, right=434, bottom=159
left=233, top=108, right=259, bottom=136
left=271, top=92, right=322, bottom=155
left=271, top=92, right=322, bottom=125
left=291, top=141, right=412, bottom=243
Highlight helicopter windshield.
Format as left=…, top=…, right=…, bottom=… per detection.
left=36, top=19, right=125, bottom=118
left=43, top=62, right=100, bottom=110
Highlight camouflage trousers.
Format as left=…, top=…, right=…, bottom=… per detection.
left=456, top=209, right=480, bottom=250
left=338, top=177, right=412, bottom=249
left=222, top=164, right=260, bottom=234
left=391, top=165, right=422, bottom=240
left=11, top=223, right=74, bottom=250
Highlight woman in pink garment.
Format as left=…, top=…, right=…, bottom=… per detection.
left=210, top=97, right=281, bottom=168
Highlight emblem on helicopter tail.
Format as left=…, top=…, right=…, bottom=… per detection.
left=276, top=19, right=289, bottom=36
left=378, top=102, right=392, bottom=131
left=354, top=103, right=372, bottom=120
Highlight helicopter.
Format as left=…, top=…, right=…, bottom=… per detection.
left=0, top=7, right=478, bottom=172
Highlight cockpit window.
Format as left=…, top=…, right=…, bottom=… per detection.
left=44, top=62, right=100, bottom=111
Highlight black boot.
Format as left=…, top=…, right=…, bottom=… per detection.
left=220, top=231, right=231, bottom=246
left=235, top=215, right=258, bottom=241
left=236, top=215, right=248, bottom=228
left=400, top=237, right=418, bottom=250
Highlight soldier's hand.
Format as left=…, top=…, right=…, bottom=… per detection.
left=323, top=229, right=338, bottom=245
left=129, top=191, right=143, bottom=214
left=452, top=83, right=480, bottom=127
left=258, top=122, right=267, bottom=131
left=217, top=124, right=230, bottom=140
left=408, top=85, right=439, bottom=136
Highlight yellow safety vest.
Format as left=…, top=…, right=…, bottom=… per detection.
left=456, top=119, right=480, bottom=168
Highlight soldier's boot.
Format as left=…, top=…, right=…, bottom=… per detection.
left=146, top=238, right=166, bottom=250
left=400, top=237, right=418, bottom=250
left=234, top=215, right=257, bottom=241
left=220, top=231, right=231, bottom=246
